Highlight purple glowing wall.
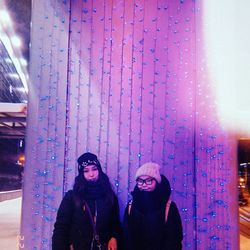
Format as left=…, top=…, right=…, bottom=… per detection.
left=20, top=0, right=238, bottom=249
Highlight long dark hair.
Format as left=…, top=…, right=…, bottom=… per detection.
left=73, top=171, right=115, bottom=206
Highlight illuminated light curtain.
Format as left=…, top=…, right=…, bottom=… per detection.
left=194, top=2, right=238, bottom=249
left=21, top=0, right=238, bottom=249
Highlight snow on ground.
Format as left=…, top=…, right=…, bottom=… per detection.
left=0, top=198, right=21, bottom=250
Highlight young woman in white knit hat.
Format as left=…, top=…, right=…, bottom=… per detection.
left=123, top=162, right=183, bottom=250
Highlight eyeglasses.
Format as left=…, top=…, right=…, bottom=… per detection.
left=136, top=178, right=154, bottom=186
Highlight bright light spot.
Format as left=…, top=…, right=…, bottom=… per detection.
left=0, top=10, right=12, bottom=26
left=9, top=85, right=13, bottom=94
left=15, top=87, right=26, bottom=93
left=204, top=0, right=250, bottom=135
left=11, top=35, right=22, bottom=48
left=5, top=57, right=12, bottom=64
left=11, top=58, right=29, bottom=93
left=8, top=73, right=20, bottom=79
left=0, top=6, right=29, bottom=93
left=240, top=163, right=247, bottom=166
left=1, top=35, right=14, bottom=56
left=17, top=153, right=25, bottom=166
left=19, top=58, right=28, bottom=66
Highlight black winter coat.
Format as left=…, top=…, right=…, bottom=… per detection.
left=123, top=175, right=183, bottom=250
left=52, top=190, right=122, bottom=250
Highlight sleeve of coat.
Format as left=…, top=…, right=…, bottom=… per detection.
left=164, top=201, right=183, bottom=250
left=109, top=195, right=124, bottom=249
left=52, top=190, right=74, bottom=250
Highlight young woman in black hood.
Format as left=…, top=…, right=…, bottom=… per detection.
left=123, top=162, right=183, bottom=250
left=52, top=152, right=122, bottom=250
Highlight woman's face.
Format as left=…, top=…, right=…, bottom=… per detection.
left=136, top=175, right=157, bottom=191
left=83, top=165, right=99, bottom=181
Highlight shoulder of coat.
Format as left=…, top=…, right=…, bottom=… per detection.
left=63, top=189, right=74, bottom=199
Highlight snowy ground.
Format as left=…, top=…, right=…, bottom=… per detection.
left=0, top=197, right=249, bottom=249
left=0, top=198, right=21, bottom=250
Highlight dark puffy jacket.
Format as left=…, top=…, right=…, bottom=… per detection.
left=123, top=175, right=183, bottom=250
left=52, top=190, right=122, bottom=250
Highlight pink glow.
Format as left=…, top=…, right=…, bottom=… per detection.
left=21, top=1, right=238, bottom=249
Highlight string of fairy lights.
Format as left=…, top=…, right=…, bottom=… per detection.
left=20, top=1, right=237, bottom=249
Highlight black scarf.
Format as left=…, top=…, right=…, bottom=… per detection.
left=131, top=175, right=171, bottom=213
left=84, top=179, right=106, bottom=200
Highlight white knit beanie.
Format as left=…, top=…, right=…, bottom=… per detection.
left=135, top=162, right=162, bottom=183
